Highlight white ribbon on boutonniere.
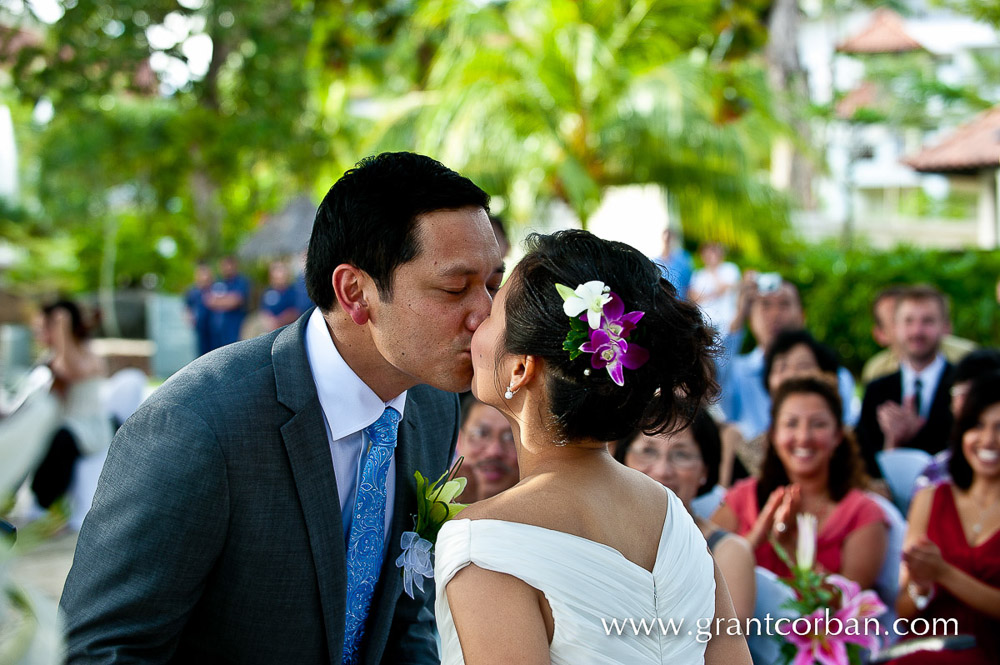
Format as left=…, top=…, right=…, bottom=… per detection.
left=395, top=458, right=468, bottom=598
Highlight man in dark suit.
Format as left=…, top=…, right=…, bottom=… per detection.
left=857, top=285, right=955, bottom=479
left=60, top=152, right=505, bottom=664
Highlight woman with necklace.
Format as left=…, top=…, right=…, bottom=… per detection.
left=888, top=371, right=1000, bottom=664
left=711, top=375, right=888, bottom=589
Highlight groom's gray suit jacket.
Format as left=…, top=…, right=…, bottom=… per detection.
left=60, top=311, right=457, bottom=664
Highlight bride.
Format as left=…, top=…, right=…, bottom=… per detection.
left=435, top=230, right=751, bottom=664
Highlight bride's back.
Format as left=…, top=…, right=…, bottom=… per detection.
left=459, top=456, right=671, bottom=574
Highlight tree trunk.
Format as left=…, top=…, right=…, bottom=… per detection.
left=189, top=166, right=225, bottom=257
left=766, top=0, right=816, bottom=209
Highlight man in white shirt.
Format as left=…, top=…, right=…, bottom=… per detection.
left=857, top=285, right=956, bottom=479
left=61, top=152, right=505, bottom=665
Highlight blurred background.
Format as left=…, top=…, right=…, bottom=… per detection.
left=0, top=0, right=999, bottom=381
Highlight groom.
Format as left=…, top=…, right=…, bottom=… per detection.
left=60, top=152, right=505, bottom=664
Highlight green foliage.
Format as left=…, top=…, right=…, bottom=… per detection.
left=750, top=242, right=1000, bottom=376
left=347, top=0, right=793, bottom=260
left=5, top=0, right=324, bottom=296
left=939, top=0, right=1000, bottom=28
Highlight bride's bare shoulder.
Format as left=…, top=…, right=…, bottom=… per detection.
left=456, top=485, right=536, bottom=523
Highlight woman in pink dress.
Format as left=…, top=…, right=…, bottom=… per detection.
left=888, top=371, right=1000, bottom=664
left=711, top=376, right=888, bottom=588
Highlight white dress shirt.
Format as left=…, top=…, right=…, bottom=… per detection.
left=900, top=353, right=946, bottom=420
left=304, top=308, right=407, bottom=543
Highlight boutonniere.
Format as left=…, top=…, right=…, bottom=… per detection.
left=395, top=458, right=468, bottom=598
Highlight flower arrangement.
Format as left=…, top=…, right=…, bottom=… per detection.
left=395, top=458, right=468, bottom=598
left=555, top=281, right=649, bottom=386
left=773, top=513, right=887, bottom=665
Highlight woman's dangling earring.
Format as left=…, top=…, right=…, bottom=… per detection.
left=504, top=385, right=514, bottom=400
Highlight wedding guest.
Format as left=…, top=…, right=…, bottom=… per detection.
left=205, top=255, right=250, bottom=349
left=915, top=348, right=1000, bottom=490
left=617, top=410, right=756, bottom=620
left=734, top=329, right=841, bottom=476
left=455, top=393, right=518, bottom=502
left=689, top=242, right=740, bottom=335
left=712, top=376, right=888, bottom=589
left=652, top=226, right=693, bottom=299
left=259, top=260, right=302, bottom=332
left=184, top=262, right=214, bottom=357
left=29, top=300, right=112, bottom=509
left=718, top=278, right=858, bottom=442
left=861, top=286, right=976, bottom=385
left=889, top=371, right=1000, bottom=664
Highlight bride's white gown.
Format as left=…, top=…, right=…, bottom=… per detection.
left=434, top=488, right=716, bottom=664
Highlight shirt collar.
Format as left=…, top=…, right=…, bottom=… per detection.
left=900, top=353, right=946, bottom=389
left=304, top=308, right=407, bottom=441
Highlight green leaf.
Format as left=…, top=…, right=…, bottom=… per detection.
left=555, top=283, right=577, bottom=301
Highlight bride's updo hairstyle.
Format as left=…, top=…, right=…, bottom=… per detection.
left=502, top=230, right=717, bottom=442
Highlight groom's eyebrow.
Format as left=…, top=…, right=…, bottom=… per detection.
left=438, top=263, right=505, bottom=278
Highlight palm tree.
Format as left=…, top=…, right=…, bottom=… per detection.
left=359, top=0, right=792, bottom=257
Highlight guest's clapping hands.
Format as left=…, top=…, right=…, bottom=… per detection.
left=747, top=485, right=800, bottom=549
left=876, top=395, right=924, bottom=450
left=903, top=536, right=948, bottom=587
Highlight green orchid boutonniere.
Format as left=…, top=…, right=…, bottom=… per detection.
left=395, top=458, right=468, bottom=598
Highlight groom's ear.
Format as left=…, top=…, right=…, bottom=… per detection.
left=332, top=264, right=371, bottom=326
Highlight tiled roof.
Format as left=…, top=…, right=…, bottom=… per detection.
left=835, top=81, right=885, bottom=120
left=905, top=105, right=1000, bottom=172
left=836, top=9, right=925, bottom=54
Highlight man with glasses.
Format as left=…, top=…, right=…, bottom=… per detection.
left=455, top=393, right=518, bottom=502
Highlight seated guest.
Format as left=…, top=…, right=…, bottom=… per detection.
left=718, top=277, right=858, bottom=442
left=889, top=372, right=1000, bottom=665
left=733, top=329, right=842, bottom=476
left=616, top=409, right=755, bottom=621
left=916, top=348, right=1000, bottom=489
left=862, top=286, right=976, bottom=385
left=712, top=376, right=888, bottom=589
left=857, top=285, right=955, bottom=479
left=454, top=393, right=518, bottom=502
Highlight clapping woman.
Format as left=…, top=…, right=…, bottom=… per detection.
left=888, top=371, right=1000, bottom=664
left=711, top=376, right=887, bottom=588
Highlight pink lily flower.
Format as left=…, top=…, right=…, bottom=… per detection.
left=786, top=608, right=850, bottom=665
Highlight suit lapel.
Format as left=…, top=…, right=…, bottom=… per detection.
left=273, top=313, right=346, bottom=665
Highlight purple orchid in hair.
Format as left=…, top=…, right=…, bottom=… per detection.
left=598, top=293, right=645, bottom=340
left=580, top=330, right=650, bottom=386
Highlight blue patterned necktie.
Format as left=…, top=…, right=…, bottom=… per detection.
left=343, top=406, right=401, bottom=665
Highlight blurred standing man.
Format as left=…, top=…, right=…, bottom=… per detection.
left=60, top=152, right=505, bottom=665
left=857, top=285, right=955, bottom=478
left=184, top=261, right=214, bottom=357
left=454, top=394, right=518, bottom=502
left=652, top=226, right=693, bottom=300
left=861, top=285, right=976, bottom=384
left=260, top=260, right=303, bottom=332
left=205, top=255, right=251, bottom=350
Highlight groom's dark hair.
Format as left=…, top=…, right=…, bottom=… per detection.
left=306, top=152, right=490, bottom=310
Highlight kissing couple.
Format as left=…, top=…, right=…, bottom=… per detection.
left=61, top=152, right=749, bottom=665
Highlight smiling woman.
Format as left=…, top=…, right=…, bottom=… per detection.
left=711, top=376, right=888, bottom=590
left=886, top=371, right=1000, bottom=665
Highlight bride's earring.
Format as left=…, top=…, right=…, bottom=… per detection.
left=504, top=385, right=515, bottom=400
